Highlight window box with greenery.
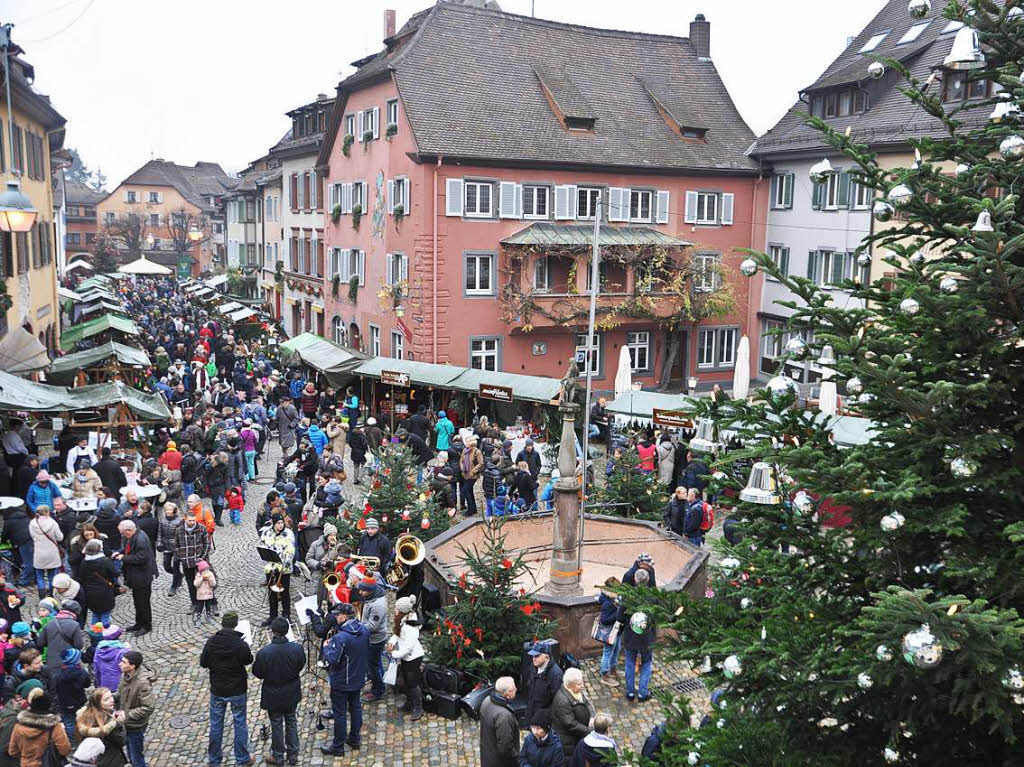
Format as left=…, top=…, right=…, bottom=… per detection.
left=352, top=204, right=363, bottom=230
left=362, top=130, right=374, bottom=147
left=385, top=123, right=398, bottom=140
left=348, top=274, right=360, bottom=303
left=342, top=134, right=354, bottom=157
left=331, top=203, right=342, bottom=224
left=393, top=203, right=405, bottom=224
left=332, top=274, right=341, bottom=297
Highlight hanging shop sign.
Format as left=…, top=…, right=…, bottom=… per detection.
left=478, top=383, right=513, bottom=403
left=381, top=370, right=411, bottom=387
left=652, top=409, right=693, bottom=428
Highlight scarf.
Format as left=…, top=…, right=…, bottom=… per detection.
left=461, top=447, right=474, bottom=475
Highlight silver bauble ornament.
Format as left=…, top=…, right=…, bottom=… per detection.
left=956, top=162, right=971, bottom=176
left=888, top=184, right=913, bottom=208
left=857, top=672, right=874, bottom=689
left=880, top=511, right=905, bottom=531
left=723, top=654, right=743, bottom=679
left=846, top=376, right=863, bottom=395
left=1002, top=667, right=1024, bottom=691
left=868, top=61, right=885, bottom=79
left=873, top=200, right=895, bottom=222
left=950, top=457, right=977, bottom=478
left=884, top=746, right=900, bottom=763
left=857, top=252, right=872, bottom=268
left=939, top=276, right=959, bottom=294
left=716, top=718, right=725, bottom=729
left=766, top=374, right=797, bottom=397
left=784, top=336, right=807, bottom=357
left=999, top=134, right=1024, bottom=160
left=902, top=624, right=943, bottom=668
left=720, top=557, right=741, bottom=574
left=687, top=752, right=700, bottom=766
left=899, top=297, right=920, bottom=316
left=909, top=252, right=925, bottom=267
left=908, top=0, right=930, bottom=18
left=876, top=644, right=894, bottom=662
left=740, top=597, right=752, bottom=610
left=740, top=258, right=758, bottom=277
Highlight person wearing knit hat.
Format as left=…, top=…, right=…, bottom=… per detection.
left=252, top=614, right=305, bottom=765
left=56, top=646, right=91, bottom=741
left=387, top=594, right=424, bottom=719
left=259, top=514, right=296, bottom=627
left=52, top=572, right=81, bottom=603
left=9, top=690, right=72, bottom=763
left=304, top=523, right=349, bottom=575
left=355, top=572, right=389, bottom=703
left=520, top=708, right=561, bottom=767
left=70, top=737, right=106, bottom=766
left=15, top=678, right=43, bottom=699
left=199, top=607, right=254, bottom=767
left=11, top=621, right=31, bottom=639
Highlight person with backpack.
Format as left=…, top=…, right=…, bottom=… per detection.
left=7, top=689, right=72, bottom=766
left=683, top=488, right=710, bottom=547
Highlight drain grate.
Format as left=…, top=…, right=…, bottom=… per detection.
left=652, top=677, right=705, bottom=696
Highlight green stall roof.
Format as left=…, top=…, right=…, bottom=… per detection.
left=48, top=342, right=151, bottom=379
left=60, top=315, right=140, bottom=350
left=280, top=333, right=367, bottom=379
left=0, top=370, right=170, bottom=421
left=354, top=357, right=466, bottom=388
left=448, top=368, right=562, bottom=404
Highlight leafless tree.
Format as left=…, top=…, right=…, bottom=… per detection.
left=103, top=213, right=146, bottom=259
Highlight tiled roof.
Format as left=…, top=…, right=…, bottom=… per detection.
left=64, top=182, right=106, bottom=205
left=271, top=99, right=334, bottom=157
left=117, top=160, right=233, bottom=211
left=502, top=222, right=692, bottom=248
left=754, top=1, right=985, bottom=157
left=338, top=3, right=757, bottom=173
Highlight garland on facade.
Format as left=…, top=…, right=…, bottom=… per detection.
left=498, top=244, right=735, bottom=332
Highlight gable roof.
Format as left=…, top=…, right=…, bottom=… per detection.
left=111, top=160, right=233, bottom=212
left=271, top=97, right=335, bottom=159
left=753, top=1, right=982, bottom=158
left=64, top=182, right=106, bottom=205
left=322, top=3, right=757, bottom=174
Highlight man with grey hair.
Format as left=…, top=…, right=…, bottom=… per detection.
left=572, top=712, right=618, bottom=767
left=114, top=518, right=156, bottom=636
left=552, top=666, right=593, bottom=757
left=480, top=676, right=519, bottom=767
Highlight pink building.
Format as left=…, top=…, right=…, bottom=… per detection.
left=319, top=4, right=767, bottom=392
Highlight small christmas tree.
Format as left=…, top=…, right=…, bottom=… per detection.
left=595, top=446, right=660, bottom=518
left=428, top=517, right=552, bottom=680
left=365, top=443, right=419, bottom=517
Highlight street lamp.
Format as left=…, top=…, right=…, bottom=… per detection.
left=145, top=233, right=155, bottom=249
left=687, top=376, right=699, bottom=396
left=188, top=224, right=203, bottom=242
left=0, top=25, right=37, bottom=233
left=394, top=305, right=406, bottom=319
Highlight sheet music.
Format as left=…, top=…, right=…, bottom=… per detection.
left=294, top=594, right=319, bottom=625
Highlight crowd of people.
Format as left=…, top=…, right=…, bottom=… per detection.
left=0, top=274, right=715, bottom=765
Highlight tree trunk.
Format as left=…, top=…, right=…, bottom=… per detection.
left=657, top=328, right=679, bottom=392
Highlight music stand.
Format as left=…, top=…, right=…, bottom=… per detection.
left=257, top=546, right=283, bottom=566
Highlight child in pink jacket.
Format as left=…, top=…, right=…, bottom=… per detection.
left=193, top=560, right=217, bottom=622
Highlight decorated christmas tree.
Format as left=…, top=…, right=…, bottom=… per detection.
left=631, top=3, right=1024, bottom=765
left=428, top=517, right=552, bottom=680
left=595, top=446, right=660, bottom=518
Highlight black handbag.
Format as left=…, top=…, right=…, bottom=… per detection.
left=41, top=728, right=67, bottom=767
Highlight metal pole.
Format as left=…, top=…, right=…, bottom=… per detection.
left=3, top=26, right=17, bottom=184
left=577, top=191, right=601, bottom=572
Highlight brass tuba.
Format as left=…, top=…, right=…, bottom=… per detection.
left=269, top=569, right=285, bottom=593
left=386, top=534, right=425, bottom=588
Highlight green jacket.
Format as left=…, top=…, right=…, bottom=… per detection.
left=115, top=665, right=157, bottom=731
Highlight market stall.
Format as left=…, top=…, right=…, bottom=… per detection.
left=0, top=326, right=50, bottom=374
left=60, top=314, right=141, bottom=351
left=48, top=341, right=151, bottom=385
left=279, top=332, right=367, bottom=387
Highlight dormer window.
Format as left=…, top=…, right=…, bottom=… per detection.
left=681, top=128, right=707, bottom=141
left=897, top=21, right=930, bottom=45
left=565, top=116, right=596, bottom=131
left=943, top=71, right=989, bottom=103
left=810, top=88, right=869, bottom=119
left=858, top=31, right=889, bottom=53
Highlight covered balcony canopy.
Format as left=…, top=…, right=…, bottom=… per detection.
left=501, top=222, right=692, bottom=248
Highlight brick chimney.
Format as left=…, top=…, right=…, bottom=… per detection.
left=384, top=9, right=396, bottom=39
left=690, top=13, right=710, bottom=59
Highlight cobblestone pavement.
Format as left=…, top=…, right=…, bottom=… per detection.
left=36, top=439, right=711, bottom=766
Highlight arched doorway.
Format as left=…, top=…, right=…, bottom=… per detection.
left=332, top=315, right=345, bottom=345
left=349, top=322, right=361, bottom=352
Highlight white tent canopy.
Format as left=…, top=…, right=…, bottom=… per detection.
left=0, top=327, right=50, bottom=373
left=66, top=259, right=94, bottom=272
left=117, top=255, right=172, bottom=275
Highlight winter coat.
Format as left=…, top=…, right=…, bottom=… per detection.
left=482, top=462, right=502, bottom=499
left=597, top=593, right=618, bottom=627
left=121, top=529, right=156, bottom=589
left=2, top=508, right=31, bottom=545
left=683, top=500, right=705, bottom=537
left=405, top=433, right=432, bottom=465
left=276, top=404, right=300, bottom=448
left=252, top=635, right=306, bottom=713
left=388, top=613, right=424, bottom=661
left=348, top=429, right=368, bottom=464
left=461, top=446, right=485, bottom=480
left=179, top=452, right=200, bottom=484
left=24, top=481, right=63, bottom=515
left=519, top=730, right=564, bottom=767
left=324, top=619, right=369, bottom=691
left=359, top=585, right=389, bottom=645
left=525, top=661, right=564, bottom=726
left=94, top=457, right=128, bottom=495
left=622, top=562, right=656, bottom=588
left=78, top=555, right=119, bottom=615
left=226, top=449, right=247, bottom=488
left=480, top=692, right=520, bottom=767
left=160, top=469, right=182, bottom=503
left=663, top=497, right=688, bottom=536
left=194, top=569, right=216, bottom=601
left=683, top=458, right=710, bottom=492
left=656, top=441, right=675, bottom=486
left=8, top=709, right=72, bottom=767
left=199, top=629, right=253, bottom=697
left=326, top=423, right=347, bottom=454
left=174, top=523, right=211, bottom=568
left=115, top=665, right=157, bottom=731
left=306, top=425, right=328, bottom=455
left=636, top=442, right=657, bottom=472
left=74, top=709, right=127, bottom=767
left=305, top=536, right=349, bottom=572
left=239, top=428, right=258, bottom=453
left=434, top=417, right=455, bottom=451
left=55, top=664, right=90, bottom=714
left=406, top=413, right=430, bottom=442
left=133, top=512, right=159, bottom=546
left=156, top=514, right=182, bottom=553
left=93, top=506, right=122, bottom=547
left=92, top=641, right=127, bottom=692
left=570, top=732, right=617, bottom=767
left=513, top=470, right=539, bottom=508
left=28, top=515, right=64, bottom=570
left=514, top=448, right=542, bottom=479
left=71, top=470, right=102, bottom=499
left=615, top=604, right=655, bottom=654
left=356, top=532, right=393, bottom=571
left=551, top=686, right=592, bottom=757
left=37, top=612, right=84, bottom=670
left=158, top=449, right=182, bottom=472
left=204, top=461, right=228, bottom=499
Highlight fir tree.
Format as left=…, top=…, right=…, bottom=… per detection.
left=427, top=517, right=552, bottom=680
left=633, top=3, right=1024, bottom=765
left=595, top=446, right=660, bottom=518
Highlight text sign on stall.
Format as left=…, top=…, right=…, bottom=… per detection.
left=478, top=383, right=513, bottom=403
left=380, top=370, right=411, bottom=387
left=652, top=409, right=693, bottom=428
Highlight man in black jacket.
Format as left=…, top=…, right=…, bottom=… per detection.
left=479, top=676, right=519, bottom=767
left=396, top=429, right=432, bottom=483
left=114, top=520, right=155, bottom=636
left=524, top=641, right=563, bottom=727
left=200, top=611, right=255, bottom=767
left=683, top=451, right=710, bottom=494
left=93, top=448, right=127, bottom=496
left=252, top=616, right=306, bottom=765
left=405, top=406, right=431, bottom=445
left=514, top=440, right=542, bottom=480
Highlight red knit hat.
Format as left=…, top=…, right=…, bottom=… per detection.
left=357, top=576, right=377, bottom=591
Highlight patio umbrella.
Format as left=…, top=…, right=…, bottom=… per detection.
left=732, top=335, right=750, bottom=399
left=65, top=259, right=93, bottom=272
left=818, top=344, right=838, bottom=416
left=117, top=255, right=172, bottom=276
left=614, top=344, right=633, bottom=397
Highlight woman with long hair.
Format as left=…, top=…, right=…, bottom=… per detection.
left=75, top=687, right=127, bottom=767
left=387, top=595, right=425, bottom=721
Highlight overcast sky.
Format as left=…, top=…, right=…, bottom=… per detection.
left=3, top=0, right=887, bottom=186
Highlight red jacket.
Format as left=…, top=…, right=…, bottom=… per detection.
left=159, top=450, right=182, bottom=471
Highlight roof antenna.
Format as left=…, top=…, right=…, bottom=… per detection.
left=532, top=0, right=535, bottom=17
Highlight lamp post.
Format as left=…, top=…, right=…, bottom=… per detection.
left=688, top=375, right=699, bottom=397
left=0, top=25, right=37, bottom=234
left=179, top=223, right=202, bottom=281
left=144, top=233, right=155, bottom=250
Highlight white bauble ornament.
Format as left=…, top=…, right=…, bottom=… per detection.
left=902, top=624, right=943, bottom=668
left=999, top=134, right=1024, bottom=160
left=857, top=252, right=872, bottom=267
left=1002, top=667, right=1024, bottom=691
left=716, top=718, right=725, bottom=729
left=740, top=597, right=752, bottom=610
left=687, top=752, right=699, bottom=766
left=956, top=162, right=971, bottom=176
left=908, top=0, right=930, bottom=18
left=723, top=654, right=743, bottom=678
left=950, top=457, right=977, bottom=478
left=720, top=557, right=741, bottom=575
left=884, top=746, right=900, bottom=763
left=880, top=511, right=906, bottom=531
left=888, top=184, right=913, bottom=208
left=740, top=258, right=758, bottom=277
left=846, top=376, right=863, bottom=395
left=899, top=297, right=920, bottom=316
left=939, top=276, right=959, bottom=294
left=712, top=470, right=727, bottom=482
left=868, top=61, right=885, bottom=79
left=909, top=252, right=925, bottom=267
left=873, top=200, right=895, bottom=221
left=766, top=374, right=797, bottom=397
left=857, top=672, right=874, bottom=689
left=876, top=644, right=894, bottom=662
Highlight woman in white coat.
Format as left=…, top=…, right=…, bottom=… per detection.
left=387, top=595, right=425, bottom=721
left=28, top=504, right=64, bottom=598
left=656, top=433, right=676, bottom=487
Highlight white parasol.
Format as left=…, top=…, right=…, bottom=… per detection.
left=732, top=335, right=750, bottom=399
left=614, top=344, right=633, bottom=397
left=117, top=255, right=172, bottom=276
